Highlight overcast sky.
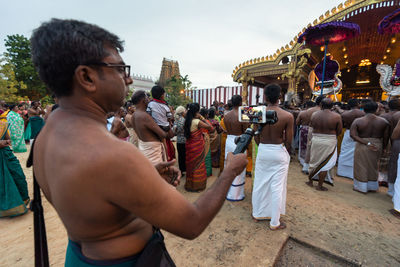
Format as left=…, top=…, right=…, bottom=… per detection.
left=1, top=0, right=343, bottom=88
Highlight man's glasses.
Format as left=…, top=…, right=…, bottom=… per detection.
left=85, top=62, right=131, bottom=78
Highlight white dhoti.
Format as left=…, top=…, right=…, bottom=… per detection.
left=138, top=139, right=166, bottom=165
left=393, top=154, right=400, bottom=212
left=225, top=135, right=246, bottom=201
left=337, top=130, right=355, bottom=179
left=309, top=134, right=337, bottom=185
left=252, top=144, right=289, bottom=227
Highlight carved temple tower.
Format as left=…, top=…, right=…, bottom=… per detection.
left=158, top=58, right=181, bottom=88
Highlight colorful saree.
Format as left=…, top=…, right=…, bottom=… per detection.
left=7, top=111, right=27, bottom=153
left=185, top=128, right=207, bottom=191
left=0, top=120, right=29, bottom=217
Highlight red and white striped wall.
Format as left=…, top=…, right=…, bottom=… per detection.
left=186, top=85, right=264, bottom=107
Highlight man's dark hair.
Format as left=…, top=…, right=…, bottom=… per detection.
left=31, top=101, right=39, bottom=107
left=264, top=83, right=281, bottom=104
left=151, top=86, right=165, bottom=100
left=388, top=99, right=400, bottom=111
left=315, top=96, right=324, bottom=106
left=231, top=95, right=242, bottom=107
left=30, top=19, right=124, bottom=98
left=131, top=90, right=147, bottom=105
left=305, top=101, right=315, bottom=108
left=51, top=104, right=60, bottom=112
left=348, top=99, right=359, bottom=108
left=321, top=98, right=334, bottom=110
left=18, top=103, right=24, bottom=108
left=227, top=100, right=233, bottom=109
left=363, top=101, right=378, bottom=113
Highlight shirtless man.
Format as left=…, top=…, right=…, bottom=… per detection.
left=252, top=84, right=293, bottom=230
left=296, top=101, right=315, bottom=168
left=307, top=98, right=342, bottom=191
left=389, top=106, right=400, bottom=195
left=110, top=107, right=129, bottom=140
left=131, top=90, right=173, bottom=164
left=30, top=19, right=248, bottom=266
left=300, top=96, right=323, bottom=173
left=223, top=95, right=249, bottom=201
left=28, top=101, right=45, bottom=118
left=337, top=99, right=365, bottom=179
left=124, top=104, right=138, bottom=146
left=381, top=99, right=400, bottom=132
left=351, top=101, right=390, bottom=193
left=27, top=101, right=45, bottom=141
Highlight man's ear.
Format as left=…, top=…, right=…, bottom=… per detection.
left=74, top=65, right=97, bottom=93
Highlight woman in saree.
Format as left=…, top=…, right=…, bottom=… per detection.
left=208, top=108, right=223, bottom=168
left=184, top=103, right=213, bottom=192
left=7, top=104, right=27, bottom=153
left=0, top=118, right=29, bottom=217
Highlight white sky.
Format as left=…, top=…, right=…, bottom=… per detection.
left=1, top=0, right=343, bottom=88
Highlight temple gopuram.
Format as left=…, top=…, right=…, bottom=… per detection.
left=232, top=0, right=400, bottom=104
left=158, top=58, right=181, bottom=88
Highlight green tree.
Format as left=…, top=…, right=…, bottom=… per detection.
left=164, top=75, right=192, bottom=108
left=3, top=34, right=47, bottom=100
left=0, top=59, right=28, bottom=102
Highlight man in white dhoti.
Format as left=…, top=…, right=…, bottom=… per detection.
left=337, top=99, right=364, bottom=179
left=350, top=101, right=389, bottom=194
left=252, top=84, right=293, bottom=230
left=131, top=90, right=171, bottom=165
left=306, top=98, right=342, bottom=191
left=223, top=95, right=249, bottom=201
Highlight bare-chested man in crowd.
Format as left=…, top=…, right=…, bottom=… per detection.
left=296, top=101, right=315, bottom=168
left=381, top=99, right=400, bottom=132
left=351, top=100, right=389, bottom=194
left=29, top=19, right=247, bottom=266
left=124, top=103, right=138, bottom=147
left=110, top=107, right=129, bottom=141
left=307, top=98, right=342, bottom=191
left=131, top=90, right=174, bottom=165
left=252, top=84, right=293, bottom=230
left=300, top=96, right=323, bottom=174
left=223, top=95, right=249, bottom=201
left=337, top=99, right=365, bottom=179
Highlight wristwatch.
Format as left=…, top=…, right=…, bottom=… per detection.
left=367, top=142, right=371, bottom=146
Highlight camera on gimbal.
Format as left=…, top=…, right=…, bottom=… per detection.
left=233, top=106, right=278, bottom=155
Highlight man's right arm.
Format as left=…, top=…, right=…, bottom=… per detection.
left=104, top=145, right=248, bottom=239
left=144, top=115, right=168, bottom=140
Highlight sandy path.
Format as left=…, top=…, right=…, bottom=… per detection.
left=1, top=147, right=399, bottom=266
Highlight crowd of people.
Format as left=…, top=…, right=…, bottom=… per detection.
left=1, top=18, right=400, bottom=266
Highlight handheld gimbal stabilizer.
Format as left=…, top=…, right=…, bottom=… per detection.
left=233, top=110, right=279, bottom=155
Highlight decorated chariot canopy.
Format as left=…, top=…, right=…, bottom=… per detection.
left=298, top=21, right=360, bottom=97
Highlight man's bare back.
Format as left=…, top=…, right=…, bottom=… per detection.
left=311, top=109, right=342, bottom=136
left=305, top=106, right=321, bottom=126
left=296, top=108, right=312, bottom=126
left=224, top=108, right=248, bottom=136
left=351, top=115, right=389, bottom=139
left=259, top=106, right=293, bottom=149
left=341, top=109, right=365, bottom=129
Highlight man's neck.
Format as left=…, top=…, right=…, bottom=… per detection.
left=58, top=96, right=107, bottom=125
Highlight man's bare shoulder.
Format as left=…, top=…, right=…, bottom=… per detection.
left=278, top=107, right=294, bottom=120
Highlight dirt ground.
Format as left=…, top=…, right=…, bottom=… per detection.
left=1, top=146, right=400, bottom=266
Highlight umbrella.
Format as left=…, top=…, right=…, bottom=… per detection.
left=378, top=8, right=400, bottom=34
left=298, top=21, right=360, bottom=95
